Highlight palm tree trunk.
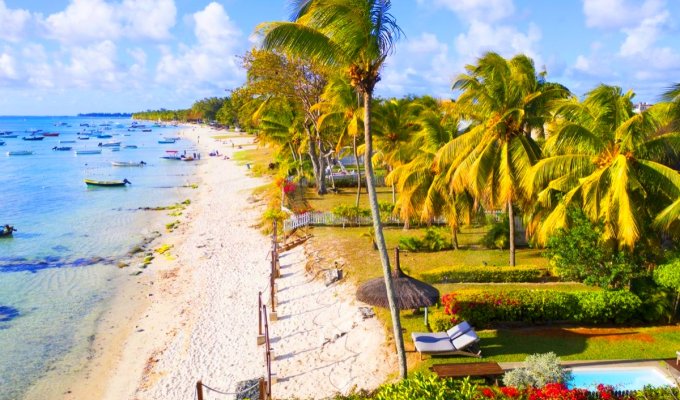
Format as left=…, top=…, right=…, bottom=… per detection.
left=508, top=199, right=516, bottom=266
left=354, top=133, right=361, bottom=207
left=363, top=91, right=407, bottom=379
left=451, top=225, right=459, bottom=250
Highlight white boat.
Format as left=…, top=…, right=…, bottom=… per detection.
left=111, top=161, right=146, bottom=167
left=7, top=150, right=33, bottom=156
left=163, top=136, right=180, bottom=141
left=75, top=149, right=102, bottom=155
left=98, top=141, right=121, bottom=147
left=59, top=140, right=76, bottom=144
left=0, top=133, right=18, bottom=138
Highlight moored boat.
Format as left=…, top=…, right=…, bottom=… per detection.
left=84, top=178, right=131, bottom=187
left=77, top=136, right=90, bottom=140
left=22, top=136, right=44, bottom=141
left=52, top=146, right=72, bottom=151
left=111, top=161, right=146, bottom=167
left=7, top=150, right=33, bottom=156
left=96, top=134, right=113, bottom=139
left=158, top=139, right=175, bottom=144
left=59, top=140, right=76, bottom=144
left=0, top=140, right=4, bottom=146
left=75, top=149, right=102, bottom=155
left=42, top=132, right=60, bottom=137
left=98, top=141, right=121, bottom=147
left=124, top=145, right=138, bottom=149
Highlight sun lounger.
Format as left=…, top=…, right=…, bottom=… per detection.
left=411, top=321, right=481, bottom=360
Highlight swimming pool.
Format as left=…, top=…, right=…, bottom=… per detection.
left=569, top=367, right=676, bottom=391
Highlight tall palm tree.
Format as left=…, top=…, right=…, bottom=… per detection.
left=315, top=74, right=364, bottom=206
left=528, top=85, right=680, bottom=248
left=258, top=0, right=408, bottom=377
left=436, top=52, right=569, bottom=265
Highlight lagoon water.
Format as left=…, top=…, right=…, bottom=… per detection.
left=0, top=116, right=198, bottom=399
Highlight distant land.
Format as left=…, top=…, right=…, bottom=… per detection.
left=77, top=113, right=132, bottom=117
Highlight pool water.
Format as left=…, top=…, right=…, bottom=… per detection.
left=569, top=367, right=676, bottom=391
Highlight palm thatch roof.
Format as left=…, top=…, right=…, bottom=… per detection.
left=356, top=248, right=439, bottom=310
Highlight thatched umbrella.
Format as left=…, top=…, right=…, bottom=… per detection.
left=356, top=247, right=439, bottom=311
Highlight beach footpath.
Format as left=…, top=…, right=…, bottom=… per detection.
left=29, top=125, right=394, bottom=400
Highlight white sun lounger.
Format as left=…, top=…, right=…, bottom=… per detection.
left=411, top=321, right=482, bottom=360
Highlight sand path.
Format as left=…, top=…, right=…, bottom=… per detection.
left=45, top=126, right=394, bottom=400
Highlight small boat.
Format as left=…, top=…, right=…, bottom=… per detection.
left=1, top=225, right=16, bottom=237
left=111, top=148, right=120, bottom=152
left=22, top=136, right=44, bottom=141
left=59, top=140, right=76, bottom=144
left=163, top=136, right=180, bottom=141
left=142, top=129, right=152, bottom=132
left=96, top=134, right=113, bottom=139
left=77, top=136, right=90, bottom=140
left=98, top=141, right=121, bottom=147
left=84, top=178, right=131, bottom=187
left=75, top=149, right=102, bottom=155
left=52, top=146, right=72, bottom=151
left=7, top=151, right=33, bottom=156
left=0, top=133, right=18, bottom=138
left=124, top=145, right=138, bottom=149
left=42, top=132, right=60, bottom=137
left=0, top=140, right=4, bottom=146
left=158, top=139, right=175, bottom=144
left=111, top=161, right=146, bottom=167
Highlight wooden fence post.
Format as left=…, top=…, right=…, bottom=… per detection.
left=259, top=377, right=267, bottom=400
left=196, top=380, right=204, bottom=400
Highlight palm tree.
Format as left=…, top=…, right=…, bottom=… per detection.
left=436, top=52, right=569, bottom=266
left=527, top=85, right=680, bottom=249
left=373, top=98, right=422, bottom=205
left=388, top=105, right=474, bottom=245
left=315, top=74, right=364, bottom=206
left=258, top=0, right=408, bottom=377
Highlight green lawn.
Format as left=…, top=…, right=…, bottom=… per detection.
left=303, top=186, right=394, bottom=212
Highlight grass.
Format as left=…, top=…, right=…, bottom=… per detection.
left=303, top=186, right=394, bottom=212
left=232, top=147, right=276, bottom=177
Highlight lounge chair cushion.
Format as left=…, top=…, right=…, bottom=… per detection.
left=446, top=321, right=472, bottom=340
left=451, top=330, right=479, bottom=350
left=412, top=333, right=455, bottom=353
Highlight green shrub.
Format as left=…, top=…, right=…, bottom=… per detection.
left=503, top=352, right=571, bottom=389
left=374, top=374, right=477, bottom=400
left=428, top=310, right=454, bottom=332
left=332, top=205, right=370, bottom=226
left=397, top=227, right=451, bottom=252
left=481, top=214, right=510, bottom=249
left=441, top=289, right=641, bottom=326
left=421, top=265, right=549, bottom=283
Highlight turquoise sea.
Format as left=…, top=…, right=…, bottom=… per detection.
left=0, top=116, right=198, bottom=399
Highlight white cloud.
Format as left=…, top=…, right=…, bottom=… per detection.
left=421, top=0, right=514, bottom=22
left=120, top=0, right=176, bottom=40
left=156, top=2, right=243, bottom=88
left=455, top=21, right=542, bottom=62
left=619, top=11, right=670, bottom=56
left=582, top=0, right=666, bottom=29
left=0, top=1, right=32, bottom=42
left=0, top=52, right=18, bottom=80
left=43, top=0, right=176, bottom=43
left=63, top=40, right=121, bottom=88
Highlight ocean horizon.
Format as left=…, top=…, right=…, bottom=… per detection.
left=0, top=116, right=198, bottom=400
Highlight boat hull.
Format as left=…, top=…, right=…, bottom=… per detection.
left=84, top=179, right=130, bottom=187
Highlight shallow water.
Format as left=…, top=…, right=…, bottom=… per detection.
left=0, top=116, right=199, bottom=399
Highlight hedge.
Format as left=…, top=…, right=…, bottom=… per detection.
left=441, top=289, right=642, bottom=327
left=420, top=265, right=550, bottom=283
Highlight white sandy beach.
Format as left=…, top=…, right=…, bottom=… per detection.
left=26, top=126, right=393, bottom=400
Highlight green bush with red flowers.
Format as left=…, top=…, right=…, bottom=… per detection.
left=440, top=290, right=642, bottom=327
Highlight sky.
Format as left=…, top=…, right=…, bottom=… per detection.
left=0, top=0, right=679, bottom=115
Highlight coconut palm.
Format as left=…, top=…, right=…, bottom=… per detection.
left=388, top=105, right=475, bottom=244
left=436, top=52, right=570, bottom=266
left=315, top=74, right=364, bottom=206
left=527, top=84, right=680, bottom=249
left=258, top=0, right=408, bottom=377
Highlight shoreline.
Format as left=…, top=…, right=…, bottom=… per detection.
left=25, top=125, right=394, bottom=400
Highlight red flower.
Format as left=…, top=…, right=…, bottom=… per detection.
left=500, top=386, right=520, bottom=398
left=481, top=387, right=496, bottom=398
